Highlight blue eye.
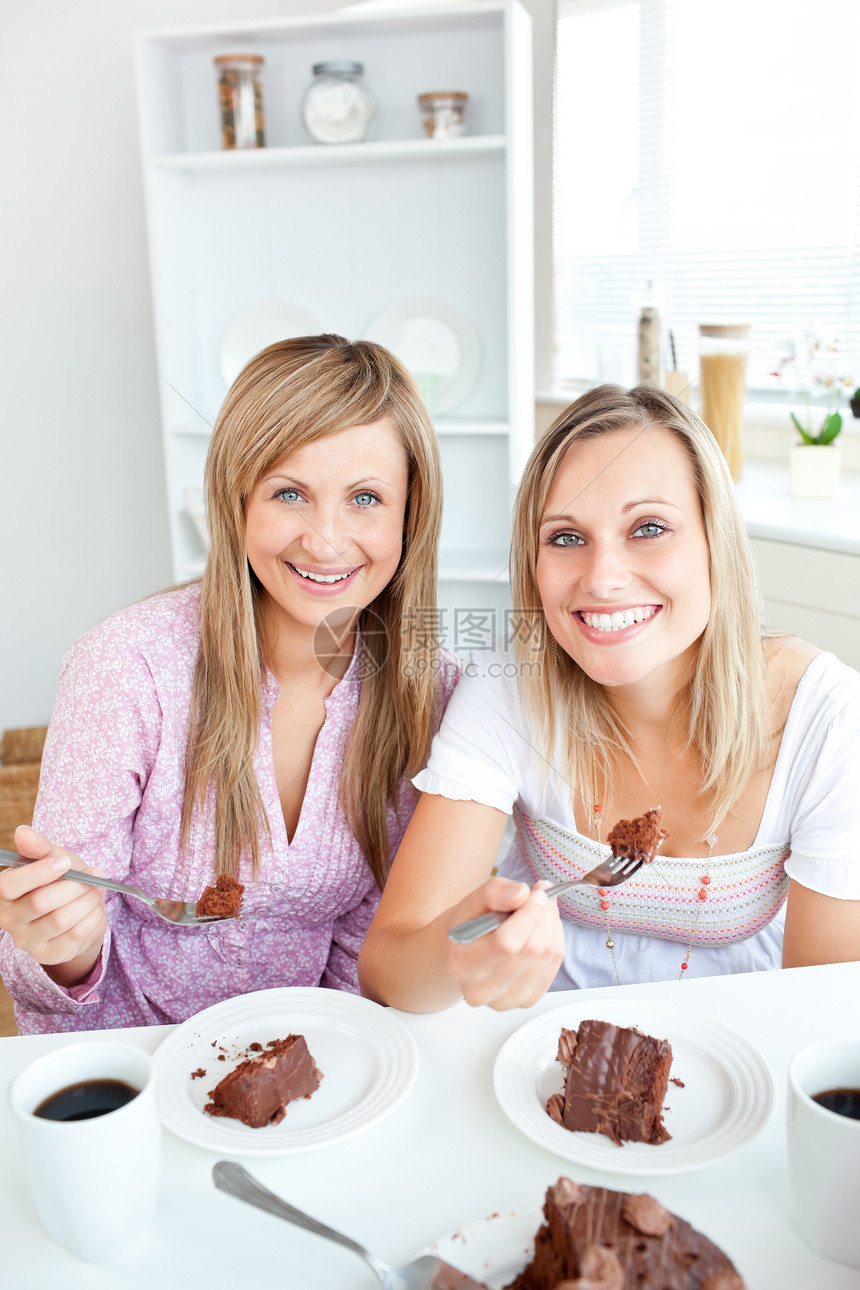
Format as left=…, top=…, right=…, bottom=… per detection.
left=634, top=520, right=667, bottom=538
left=548, top=532, right=583, bottom=547
left=275, top=488, right=301, bottom=503
left=354, top=491, right=380, bottom=508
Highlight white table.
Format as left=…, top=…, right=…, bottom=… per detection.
left=2, top=964, right=859, bottom=1289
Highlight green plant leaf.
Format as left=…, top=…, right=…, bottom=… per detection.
left=818, top=411, right=842, bottom=445
left=791, top=412, right=813, bottom=444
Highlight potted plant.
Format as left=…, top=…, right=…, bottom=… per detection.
left=789, top=407, right=842, bottom=498
left=850, top=386, right=860, bottom=418
left=773, top=326, right=849, bottom=499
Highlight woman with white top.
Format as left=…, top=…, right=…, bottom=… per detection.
left=359, top=383, right=860, bottom=1011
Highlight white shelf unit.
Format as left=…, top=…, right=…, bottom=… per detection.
left=134, top=1, right=533, bottom=647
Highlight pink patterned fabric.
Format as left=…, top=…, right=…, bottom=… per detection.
left=514, top=807, right=791, bottom=947
left=0, top=585, right=460, bottom=1034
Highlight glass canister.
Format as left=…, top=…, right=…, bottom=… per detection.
left=301, top=61, right=376, bottom=144
left=418, top=91, right=468, bottom=139
left=214, top=54, right=265, bottom=149
left=698, top=324, right=751, bottom=481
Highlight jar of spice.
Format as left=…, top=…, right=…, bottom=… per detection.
left=215, top=54, right=265, bottom=149
left=699, top=324, right=751, bottom=481
left=301, top=61, right=376, bottom=144
left=418, top=91, right=468, bottom=139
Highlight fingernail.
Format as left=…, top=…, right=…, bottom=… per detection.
left=51, top=857, right=70, bottom=873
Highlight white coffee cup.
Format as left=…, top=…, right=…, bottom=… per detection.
left=787, top=1038, right=860, bottom=1269
left=8, top=1040, right=161, bottom=1262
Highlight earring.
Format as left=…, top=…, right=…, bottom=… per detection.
left=549, top=634, right=558, bottom=668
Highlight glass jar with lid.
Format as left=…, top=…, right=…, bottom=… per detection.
left=699, top=324, right=751, bottom=481
left=214, top=54, right=265, bottom=149
left=418, top=91, right=468, bottom=139
left=301, top=61, right=377, bottom=144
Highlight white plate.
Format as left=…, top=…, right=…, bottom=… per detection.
left=426, top=1209, right=539, bottom=1289
left=219, top=300, right=322, bottom=386
left=153, top=987, right=419, bottom=1155
left=493, top=999, right=777, bottom=1175
left=361, top=298, right=481, bottom=414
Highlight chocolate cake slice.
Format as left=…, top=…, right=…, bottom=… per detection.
left=506, top=1177, right=745, bottom=1290
left=606, top=806, right=666, bottom=865
left=196, top=874, right=244, bottom=918
left=546, top=1018, right=672, bottom=1145
left=204, top=1035, right=322, bottom=1128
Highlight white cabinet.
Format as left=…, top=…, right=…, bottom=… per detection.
left=134, top=1, right=533, bottom=650
left=750, top=538, right=860, bottom=669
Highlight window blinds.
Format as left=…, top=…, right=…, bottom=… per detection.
left=554, top=0, right=860, bottom=396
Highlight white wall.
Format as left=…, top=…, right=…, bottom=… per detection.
left=0, top=0, right=553, bottom=731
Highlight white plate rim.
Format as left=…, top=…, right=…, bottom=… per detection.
left=153, top=987, right=419, bottom=1156
left=493, top=998, right=777, bottom=1176
left=361, top=296, right=481, bottom=413
left=219, top=299, right=323, bottom=386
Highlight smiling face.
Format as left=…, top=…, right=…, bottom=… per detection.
left=244, top=417, right=409, bottom=639
left=535, top=423, right=712, bottom=696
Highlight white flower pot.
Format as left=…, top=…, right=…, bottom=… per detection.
left=788, top=443, right=842, bottom=499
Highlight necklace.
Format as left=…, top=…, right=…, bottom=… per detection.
left=590, top=744, right=717, bottom=984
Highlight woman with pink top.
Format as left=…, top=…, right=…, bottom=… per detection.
left=0, top=334, right=459, bottom=1033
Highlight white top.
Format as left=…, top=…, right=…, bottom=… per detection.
left=414, top=645, right=860, bottom=989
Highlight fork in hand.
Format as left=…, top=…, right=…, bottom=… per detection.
left=0, top=849, right=229, bottom=927
left=447, top=850, right=646, bottom=945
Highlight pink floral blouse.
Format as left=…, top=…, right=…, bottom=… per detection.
left=0, top=585, right=460, bottom=1034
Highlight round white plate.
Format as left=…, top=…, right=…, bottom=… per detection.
left=425, top=1209, right=539, bottom=1289
left=361, top=298, right=481, bottom=414
left=153, top=987, right=419, bottom=1156
left=219, top=300, right=322, bottom=386
left=493, top=999, right=777, bottom=1175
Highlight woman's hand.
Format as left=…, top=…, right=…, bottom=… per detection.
left=0, top=825, right=107, bottom=986
left=444, top=876, right=566, bottom=1010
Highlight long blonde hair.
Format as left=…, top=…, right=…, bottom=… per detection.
left=181, top=334, right=444, bottom=887
left=510, top=384, right=770, bottom=837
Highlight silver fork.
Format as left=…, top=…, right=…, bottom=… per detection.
left=0, top=849, right=228, bottom=927
left=447, top=851, right=646, bottom=945
left=213, top=1162, right=474, bottom=1289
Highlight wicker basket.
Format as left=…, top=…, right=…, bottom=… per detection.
left=0, top=726, right=48, bottom=767
left=0, top=763, right=41, bottom=850
left=0, top=726, right=46, bottom=850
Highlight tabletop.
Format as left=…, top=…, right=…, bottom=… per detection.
left=2, top=962, right=859, bottom=1290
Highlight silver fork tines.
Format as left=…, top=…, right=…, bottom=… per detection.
left=0, top=850, right=228, bottom=926
left=447, top=850, right=648, bottom=945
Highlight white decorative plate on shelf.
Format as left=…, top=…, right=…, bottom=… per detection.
left=153, top=987, right=419, bottom=1156
left=361, top=298, right=481, bottom=414
left=493, top=998, right=777, bottom=1176
left=219, top=300, right=322, bottom=386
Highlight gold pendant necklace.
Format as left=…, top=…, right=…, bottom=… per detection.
left=590, top=744, right=716, bottom=985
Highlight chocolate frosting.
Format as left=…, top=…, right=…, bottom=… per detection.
left=505, top=1178, right=746, bottom=1290
left=204, top=1034, right=322, bottom=1128
left=549, top=1019, right=672, bottom=1146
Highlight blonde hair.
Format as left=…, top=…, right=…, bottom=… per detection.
left=181, top=334, right=444, bottom=887
left=510, top=383, right=770, bottom=837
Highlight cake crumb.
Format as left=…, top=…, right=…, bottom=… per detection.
left=195, top=874, right=244, bottom=918
left=190, top=1067, right=206, bottom=1079
left=607, top=807, right=667, bottom=864
left=670, top=1076, right=685, bottom=1088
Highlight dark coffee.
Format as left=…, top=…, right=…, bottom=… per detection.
left=812, top=1087, right=860, bottom=1121
left=34, top=1078, right=139, bottom=1121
